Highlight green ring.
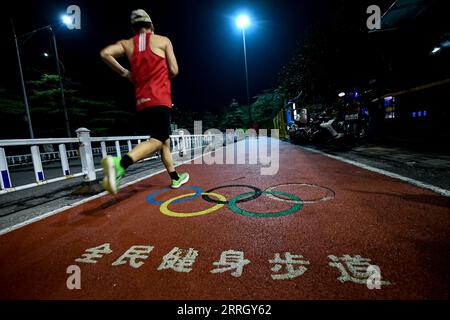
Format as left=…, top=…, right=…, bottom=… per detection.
left=228, top=191, right=303, bottom=217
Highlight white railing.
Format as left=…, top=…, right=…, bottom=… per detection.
left=6, top=145, right=130, bottom=167
left=0, top=128, right=228, bottom=194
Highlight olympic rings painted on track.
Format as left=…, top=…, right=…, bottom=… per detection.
left=160, top=192, right=226, bottom=217
left=228, top=191, right=303, bottom=218
left=264, top=183, right=335, bottom=204
left=202, top=184, right=262, bottom=205
left=146, top=186, right=203, bottom=205
left=146, top=184, right=315, bottom=219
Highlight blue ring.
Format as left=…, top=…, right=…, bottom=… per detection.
left=146, top=186, right=203, bottom=205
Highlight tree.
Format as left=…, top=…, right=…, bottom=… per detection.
left=0, top=72, right=136, bottom=139
left=0, top=95, right=30, bottom=138
left=25, top=73, right=135, bottom=137
left=250, top=89, right=285, bottom=129
left=218, top=99, right=248, bottom=130
left=278, top=0, right=385, bottom=109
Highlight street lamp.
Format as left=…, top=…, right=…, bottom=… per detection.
left=431, top=47, right=441, bottom=55
left=62, top=15, right=72, bottom=26
left=11, top=18, right=73, bottom=138
left=235, top=14, right=252, bottom=128
left=236, top=15, right=250, bottom=29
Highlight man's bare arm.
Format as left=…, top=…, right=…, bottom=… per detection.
left=100, top=41, right=131, bottom=78
left=164, top=38, right=179, bottom=78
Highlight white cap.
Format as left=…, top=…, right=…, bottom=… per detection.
left=130, top=9, right=152, bottom=24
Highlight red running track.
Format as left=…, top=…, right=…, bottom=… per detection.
left=0, top=138, right=449, bottom=299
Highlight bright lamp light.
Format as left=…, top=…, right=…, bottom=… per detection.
left=62, top=15, right=72, bottom=25
left=431, top=47, right=441, bottom=54
left=236, top=14, right=250, bottom=29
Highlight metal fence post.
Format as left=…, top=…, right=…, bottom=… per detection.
left=127, top=140, right=132, bottom=152
left=58, top=144, right=71, bottom=176
left=100, top=141, right=107, bottom=158
left=31, top=145, right=45, bottom=183
left=183, top=133, right=187, bottom=156
left=0, top=147, right=12, bottom=190
left=115, top=141, right=121, bottom=157
left=170, top=137, right=176, bottom=153
left=76, top=128, right=96, bottom=182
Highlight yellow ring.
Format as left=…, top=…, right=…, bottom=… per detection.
left=160, top=193, right=226, bottom=217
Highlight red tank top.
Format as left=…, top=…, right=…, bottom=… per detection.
left=130, top=32, right=172, bottom=111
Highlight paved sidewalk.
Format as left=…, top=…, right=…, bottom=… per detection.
left=312, top=143, right=450, bottom=191
left=350, top=144, right=450, bottom=169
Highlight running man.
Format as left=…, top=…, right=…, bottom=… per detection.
left=100, top=9, right=189, bottom=194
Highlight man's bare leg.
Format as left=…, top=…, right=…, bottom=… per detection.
left=128, top=138, right=163, bottom=162
left=101, top=138, right=162, bottom=195
left=158, top=138, right=189, bottom=188
left=128, top=138, right=175, bottom=172
left=160, top=138, right=175, bottom=173
left=102, top=138, right=189, bottom=194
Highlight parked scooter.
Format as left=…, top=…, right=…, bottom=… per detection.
left=309, top=110, right=345, bottom=145
left=288, top=122, right=299, bottom=143
left=289, top=109, right=312, bottom=144
left=289, top=108, right=345, bottom=146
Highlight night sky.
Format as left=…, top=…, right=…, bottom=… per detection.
left=0, top=0, right=336, bottom=113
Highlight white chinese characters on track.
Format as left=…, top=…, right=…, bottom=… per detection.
left=74, top=243, right=391, bottom=287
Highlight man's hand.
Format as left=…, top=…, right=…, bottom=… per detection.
left=121, top=69, right=134, bottom=83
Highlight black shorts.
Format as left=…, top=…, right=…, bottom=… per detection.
left=137, top=106, right=172, bottom=143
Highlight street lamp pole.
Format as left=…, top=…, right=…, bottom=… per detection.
left=11, top=20, right=72, bottom=139
left=50, top=27, right=71, bottom=137
left=236, top=14, right=252, bottom=128
left=241, top=27, right=252, bottom=127
left=11, top=19, right=34, bottom=139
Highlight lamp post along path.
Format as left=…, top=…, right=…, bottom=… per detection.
left=242, top=27, right=252, bottom=126
left=11, top=19, right=34, bottom=139
left=11, top=18, right=74, bottom=139
left=50, top=27, right=71, bottom=138
left=236, top=14, right=253, bottom=128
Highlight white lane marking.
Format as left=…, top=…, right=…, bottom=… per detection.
left=0, top=145, right=229, bottom=236
left=299, top=146, right=450, bottom=197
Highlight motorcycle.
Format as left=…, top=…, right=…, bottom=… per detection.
left=289, top=109, right=312, bottom=145
left=308, top=110, right=345, bottom=145
left=289, top=108, right=345, bottom=146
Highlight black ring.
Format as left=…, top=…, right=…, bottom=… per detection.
left=202, top=184, right=263, bottom=204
